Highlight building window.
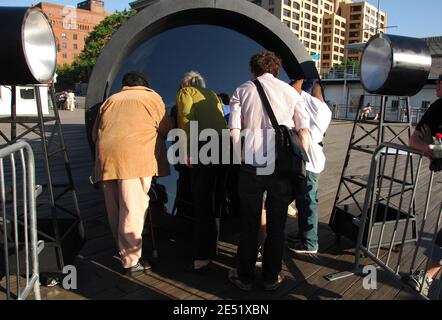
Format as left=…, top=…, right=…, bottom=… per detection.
left=61, top=32, right=67, bottom=39
left=341, top=31, right=346, bottom=37
left=311, top=6, right=318, bottom=14
left=304, top=22, right=310, bottom=29
left=351, top=14, right=361, bottom=20
left=304, top=3, right=311, bottom=11
left=350, top=23, right=360, bottom=29
left=351, top=5, right=362, bottom=12
left=323, top=54, right=330, bottom=60
left=304, top=13, right=311, bottom=20
left=284, top=20, right=290, bottom=27
left=292, top=22, right=299, bottom=30
left=73, top=34, right=78, bottom=40
left=304, top=31, right=310, bottom=38
left=73, top=43, right=78, bottom=50
left=292, top=12, right=300, bottom=20
left=293, top=1, right=300, bottom=10
left=62, top=53, right=67, bottom=59
left=284, top=9, right=290, bottom=17
left=284, top=0, right=291, bottom=6
left=349, top=31, right=360, bottom=38
left=62, top=42, right=67, bottom=49
left=312, top=16, right=318, bottom=23
left=304, top=41, right=310, bottom=47
left=312, top=25, right=318, bottom=32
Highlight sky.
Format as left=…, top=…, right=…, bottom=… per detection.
left=0, top=0, right=441, bottom=37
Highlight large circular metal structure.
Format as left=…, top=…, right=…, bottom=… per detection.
left=361, top=34, right=431, bottom=96
left=0, top=7, right=57, bottom=85
left=86, top=0, right=319, bottom=109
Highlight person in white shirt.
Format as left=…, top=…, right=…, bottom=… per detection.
left=287, top=77, right=332, bottom=254
left=228, top=51, right=310, bottom=292
left=66, top=90, right=76, bottom=111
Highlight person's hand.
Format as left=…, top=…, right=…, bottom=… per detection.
left=423, top=145, right=434, bottom=159
left=185, top=155, right=194, bottom=168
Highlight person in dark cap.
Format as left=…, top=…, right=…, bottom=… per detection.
left=406, top=73, right=442, bottom=297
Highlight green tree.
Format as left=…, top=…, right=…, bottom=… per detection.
left=56, top=9, right=136, bottom=89
left=332, top=59, right=361, bottom=75
left=75, top=9, right=137, bottom=76
left=56, top=63, right=77, bottom=91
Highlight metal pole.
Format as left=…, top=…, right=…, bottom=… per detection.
left=376, top=0, right=381, bottom=34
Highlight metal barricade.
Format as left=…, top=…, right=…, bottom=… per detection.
left=326, top=142, right=442, bottom=300
left=0, top=141, right=43, bottom=300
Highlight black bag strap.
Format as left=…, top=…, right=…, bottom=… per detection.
left=253, top=79, right=280, bottom=130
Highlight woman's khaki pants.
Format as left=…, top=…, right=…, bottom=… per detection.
left=102, top=177, right=152, bottom=268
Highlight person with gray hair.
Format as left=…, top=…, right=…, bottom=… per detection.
left=176, top=70, right=227, bottom=273
left=180, top=70, right=207, bottom=89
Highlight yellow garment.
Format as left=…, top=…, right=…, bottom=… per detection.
left=93, top=86, right=172, bottom=182
left=176, top=86, right=227, bottom=143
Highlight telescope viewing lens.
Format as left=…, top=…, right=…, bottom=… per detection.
left=23, top=9, right=57, bottom=83
left=361, top=37, right=392, bottom=93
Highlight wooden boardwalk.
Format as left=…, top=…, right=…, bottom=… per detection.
left=0, top=110, right=441, bottom=300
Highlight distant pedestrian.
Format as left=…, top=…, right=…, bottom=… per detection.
left=360, top=103, right=372, bottom=120
left=66, top=90, right=76, bottom=111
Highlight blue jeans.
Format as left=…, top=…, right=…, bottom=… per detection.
left=425, top=229, right=442, bottom=264
left=296, top=171, right=320, bottom=251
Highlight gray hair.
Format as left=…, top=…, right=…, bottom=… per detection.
left=181, top=71, right=206, bottom=88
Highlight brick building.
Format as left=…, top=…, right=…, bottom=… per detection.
left=35, top=0, right=109, bottom=65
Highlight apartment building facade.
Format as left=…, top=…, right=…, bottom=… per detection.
left=36, top=0, right=109, bottom=65
left=339, top=1, right=387, bottom=61
left=248, top=0, right=386, bottom=73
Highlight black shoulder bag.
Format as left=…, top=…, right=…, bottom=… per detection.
left=253, top=79, right=308, bottom=178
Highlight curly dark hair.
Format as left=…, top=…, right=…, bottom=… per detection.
left=250, top=51, right=282, bottom=78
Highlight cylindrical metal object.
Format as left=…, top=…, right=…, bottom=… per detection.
left=0, top=7, right=57, bottom=85
left=361, top=34, right=432, bottom=96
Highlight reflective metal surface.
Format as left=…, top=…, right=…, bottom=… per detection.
left=23, top=9, right=57, bottom=83
left=0, top=7, right=56, bottom=85
left=361, top=34, right=432, bottom=96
